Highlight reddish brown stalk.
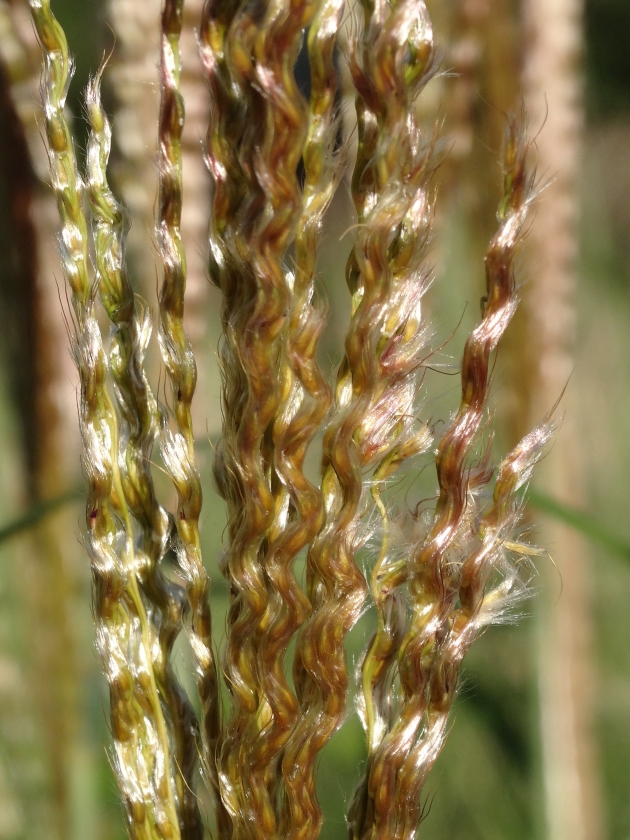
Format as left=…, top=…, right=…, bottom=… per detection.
left=254, top=0, right=346, bottom=832
left=200, top=5, right=259, bottom=832
left=282, top=4, right=437, bottom=839
left=272, top=0, right=345, bottom=832
left=220, top=3, right=317, bottom=836
left=358, top=117, right=535, bottom=840
left=202, top=1, right=318, bottom=837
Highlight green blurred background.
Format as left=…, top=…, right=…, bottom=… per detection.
left=0, top=0, right=629, bottom=838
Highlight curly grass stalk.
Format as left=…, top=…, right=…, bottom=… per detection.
left=275, top=0, right=346, bottom=832
left=250, top=0, right=345, bottom=829
left=346, top=0, right=436, bottom=764
left=201, top=4, right=278, bottom=832
left=85, top=76, right=204, bottom=839
left=281, top=4, right=436, bottom=838
left=340, top=2, right=439, bottom=834
left=155, top=0, right=221, bottom=824
left=358, top=116, right=537, bottom=840
left=29, top=2, right=181, bottom=836
left=199, top=0, right=253, bottom=543
left=200, top=5, right=260, bottom=832
left=201, top=2, right=324, bottom=836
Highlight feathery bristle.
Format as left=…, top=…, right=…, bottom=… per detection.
left=357, top=115, right=537, bottom=840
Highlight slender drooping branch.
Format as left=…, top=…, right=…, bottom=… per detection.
left=85, top=74, right=203, bottom=838
left=202, top=0, right=321, bottom=835
left=359, top=117, right=537, bottom=840
left=155, top=0, right=221, bottom=825
left=282, top=5, right=436, bottom=839
left=249, top=0, right=348, bottom=832
left=29, top=3, right=182, bottom=837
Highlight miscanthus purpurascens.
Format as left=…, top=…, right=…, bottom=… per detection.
left=30, top=0, right=551, bottom=837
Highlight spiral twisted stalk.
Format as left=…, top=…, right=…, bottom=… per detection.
left=359, top=117, right=536, bottom=840
left=342, top=4, right=439, bottom=833
left=203, top=2, right=325, bottom=836
left=270, top=0, right=345, bottom=832
left=200, top=0, right=254, bottom=548
left=346, top=0, right=436, bottom=773
left=28, top=2, right=181, bottom=836
left=200, top=4, right=261, bottom=831
left=242, top=0, right=348, bottom=831
left=155, top=0, right=221, bottom=822
left=278, top=4, right=436, bottom=839
left=85, top=76, right=203, bottom=839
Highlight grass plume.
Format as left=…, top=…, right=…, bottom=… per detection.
left=28, top=1, right=549, bottom=837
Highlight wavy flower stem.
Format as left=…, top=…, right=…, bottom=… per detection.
left=273, top=0, right=344, bottom=832
left=85, top=76, right=203, bottom=839
left=28, top=2, right=181, bottom=837
left=233, top=0, right=351, bottom=832
left=200, top=0, right=253, bottom=547
left=282, top=4, right=437, bottom=838
left=155, top=0, right=221, bottom=825
left=361, top=116, right=536, bottom=840
left=201, top=2, right=320, bottom=837
left=200, top=4, right=259, bottom=833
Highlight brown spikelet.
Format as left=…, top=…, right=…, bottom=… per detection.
left=241, top=0, right=348, bottom=831
left=26, top=0, right=553, bottom=836
left=358, top=116, right=537, bottom=840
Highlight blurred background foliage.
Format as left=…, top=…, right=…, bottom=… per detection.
left=0, top=0, right=629, bottom=838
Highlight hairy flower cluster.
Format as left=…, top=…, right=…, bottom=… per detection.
left=30, top=0, right=549, bottom=838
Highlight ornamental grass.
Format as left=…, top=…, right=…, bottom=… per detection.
left=29, top=0, right=550, bottom=837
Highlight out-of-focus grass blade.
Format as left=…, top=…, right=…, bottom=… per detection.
left=0, top=488, right=82, bottom=544
left=529, top=487, right=630, bottom=562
